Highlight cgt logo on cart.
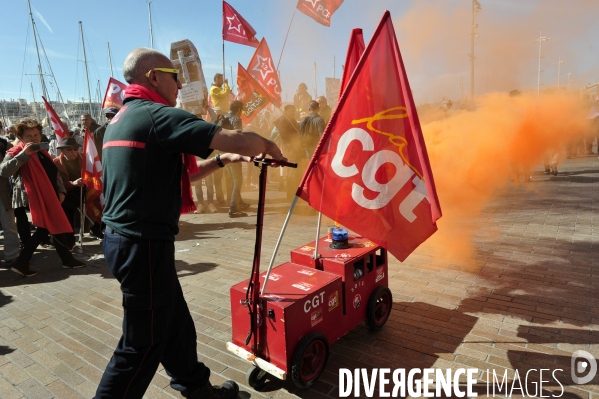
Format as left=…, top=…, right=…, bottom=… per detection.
left=338, top=366, right=588, bottom=398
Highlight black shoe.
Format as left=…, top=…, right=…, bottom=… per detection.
left=184, top=380, right=239, bottom=399
left=228, top=211, right=248, bottom=218
left=62, top=259, right=86, bottom=269
left=11, top=263, right=37, bottom=277
left=89, top=229, right=104, bottom=240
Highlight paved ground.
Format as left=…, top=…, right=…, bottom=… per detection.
left=0, top=157, right=597, bottom=399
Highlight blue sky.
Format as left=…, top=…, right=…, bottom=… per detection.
left=1, top=0, right=598, bottom=106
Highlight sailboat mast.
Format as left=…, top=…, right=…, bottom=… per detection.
left=30, top=83, right=38, bottom=119
left=27, top=0, right=49, bottom=100
left=148, top=1, right=154, bottom=49
left=79, top=21, right=94, bottom=120
left=107, top=42, right=114, bottom=78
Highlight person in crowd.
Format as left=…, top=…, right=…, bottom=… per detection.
left=209, top=73, right=232, bottom=114
left=0, top=132, right=20, bottom=268
left=316, top=96, right=332, bottom=125
left=95, top=47, right=284, bottom=399
left=0, top=118, right=85, bottom=277
left=53, top=137, right=103, bottom=239
left=81, top=113, right=101, bottom=135
left=93, top=107, right=119, bottom=161
left=6, top=125, right=16, bottom=141
left=299, top=100, right=326, bottom=158
left=222, top=100, right=250, bottom=217
left=294, top=82, right=312, bottom=119
left=275, top=105, right=301, bottom=196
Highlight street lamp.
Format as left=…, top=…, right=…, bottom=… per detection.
left=554, top=57, right=565, bottom=91
left=537, top=31, right=551, bottom=96
left=469, top=0, right=482, bottom=104
left=567, top=72, right=573, bottom=92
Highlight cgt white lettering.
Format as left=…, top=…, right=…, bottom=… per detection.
left=303, top=291, right=324, bottom=313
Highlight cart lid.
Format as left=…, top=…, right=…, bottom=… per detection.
left=230, top=262, right=341, bottom=309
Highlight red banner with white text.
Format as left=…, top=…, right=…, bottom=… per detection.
left=82, top=128, right=103, bottom=224
left=247, top=38, right=282, bottom=107
left=101, top=78, right=127, bottom=110
left=296, top=0, right=344, bottom=27
left=223, top=1, right=259, bottom=48
left=237, top=63, right=269, bottom=125
left=297, top=11, right=442, bottom=261
left=42, top=96, right=68, bottom=139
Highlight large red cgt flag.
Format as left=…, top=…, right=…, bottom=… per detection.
left=297, top=11, right=442, bottom=261
left=339, top=28, right=365, bottom=97
left=42, top=96, right=68, bottom=139
left=82, top=128, right=103, bottom=224
left=237, top=63, right=269, bottom=125
left=101, top=78, right=127, bottom=110
left=296, top=0, right=344, bottom=27
left=247, top=38, right=282, bottom=107
left=223, top=1, right=259, bottom=48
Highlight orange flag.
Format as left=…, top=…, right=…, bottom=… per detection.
left=297, top=11, right=442, bottom=261
left=237, top=63, right=269, bottom=124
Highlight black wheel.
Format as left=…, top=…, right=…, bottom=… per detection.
left=291, top=332, right=329, bottom=388
left=366, top=286, right=392, bottom=331
left=246, top=365, right=268, bottom=391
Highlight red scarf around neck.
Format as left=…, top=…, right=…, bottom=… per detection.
left=124, top=84, right=199, bottom=214
left=6, top=142, right=73, bottom=234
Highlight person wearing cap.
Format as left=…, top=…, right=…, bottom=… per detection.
left=53, top=137, right=103, bottom=240
left=93, top=107, right=119, bottom=161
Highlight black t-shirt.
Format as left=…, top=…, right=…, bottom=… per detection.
left=102, top=98, right=219, bottom=241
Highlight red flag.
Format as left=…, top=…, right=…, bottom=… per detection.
left=237, top=63, right=269, bottom=125
left=101, top=78, right=127, bottom=110
left=247, top=38, right=282, bottom=107
left=339, top=28, right=365, bottom=97
left=297, top=11, right=442, bottom=261
left=42, top=96, right=68, bottom=139
left=223, top=1, right=259, bottom=48
left=82, top=128, right=103, bottom=224
left=296, top=0, right=344, bottom=27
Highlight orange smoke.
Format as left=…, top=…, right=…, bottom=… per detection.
left=418, top=92, right=592, bottom=261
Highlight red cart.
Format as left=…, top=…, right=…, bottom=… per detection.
left=227, top=158, right=392, bottom=389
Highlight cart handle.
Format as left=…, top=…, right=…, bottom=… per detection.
left=252, top=157, right=297, bottom=168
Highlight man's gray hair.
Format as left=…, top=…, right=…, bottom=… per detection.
left=123, top=48, right=166, bottom=84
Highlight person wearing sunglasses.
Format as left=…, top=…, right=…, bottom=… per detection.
left=95, top=47, right=286, bottom=399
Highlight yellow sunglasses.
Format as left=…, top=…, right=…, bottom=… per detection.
left=146, top=68, right=179, bottom=81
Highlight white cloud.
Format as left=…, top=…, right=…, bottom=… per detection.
left=33, top=7, right=53, bottom=34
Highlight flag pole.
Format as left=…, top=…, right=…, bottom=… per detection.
left=276, top=9, right=297, bottom=71
left=261, top=195, right=299, bottom=295
left=222, top=39, right=226, bottom=78
left=79, top=185, right=84, bottom=248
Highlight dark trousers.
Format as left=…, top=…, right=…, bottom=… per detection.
left=62, top=190, right=80, bottom=229
left=17, top=227, right=74, bottom=266
left=14, top=207, right=31, bottom=244
left=227, top=163, right=243, bottom=212
left=212, top=168, right=225, bottom=203
left=95, top=229, right=209, bottom=398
